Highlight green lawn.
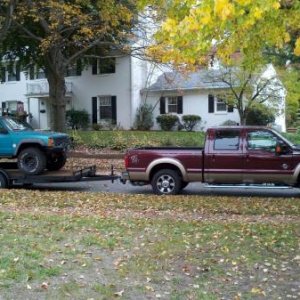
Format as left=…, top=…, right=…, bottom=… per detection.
left=0, top=190, right=299, bottom=299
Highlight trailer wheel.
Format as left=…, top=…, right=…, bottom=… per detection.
left=17, top=147, right=46, bottom=175
left=151, top=169, right=182, bottom=195
left=47, top=153, right=67, bottom=171
left=0, top=173, right=8, bottom=188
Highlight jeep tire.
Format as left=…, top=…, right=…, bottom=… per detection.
left=17, top=147, right=47, bottom=175
left=47, top=152, right=67, bottom=171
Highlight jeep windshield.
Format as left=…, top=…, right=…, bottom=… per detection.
left=3, top=117, right=32, bottom=131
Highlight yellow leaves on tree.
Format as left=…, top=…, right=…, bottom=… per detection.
left=149, top=0, right=300, bottom=68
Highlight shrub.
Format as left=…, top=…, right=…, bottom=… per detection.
left=92, top=123, right=101, bottom=131
left=134, top=103, right=154, bottom=130
left=221, top=120, right=239, bottom=126
left=156, top=114, right=179, bottom=131
left=66, top=109, right=89, bottom=129
left=182, top=115, right=201, bottom=131
left=246, top=103, right=275, bottom=126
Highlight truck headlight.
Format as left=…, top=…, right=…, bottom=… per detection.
left=48, top=138, right=54, bottom=147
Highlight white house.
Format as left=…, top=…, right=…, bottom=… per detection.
left=0, top=57, right=286, bottom=131
left=0, top=55, right=148, bottom=130
left=144, top=66, right=286, bottom=131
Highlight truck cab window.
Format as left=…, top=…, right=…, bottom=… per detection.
left=247, top=130, right=278, bottom=152
left=214, top=130, right=240, bottom=150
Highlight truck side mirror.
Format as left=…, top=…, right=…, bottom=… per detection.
left=275, top=141, right=288, bottom=155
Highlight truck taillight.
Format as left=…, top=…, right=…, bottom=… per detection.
left=124, top=154, right=129, bottom=169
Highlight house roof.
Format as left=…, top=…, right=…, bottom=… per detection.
left=145, top=69, right=229, bottom=92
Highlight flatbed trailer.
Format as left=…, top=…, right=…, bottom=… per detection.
left=0, top=162, right=119, bottom=188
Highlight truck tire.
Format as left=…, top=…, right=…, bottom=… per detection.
left=151, top=169, right=182, bottom=195
left=0, top=173, right=8, bottom=188
left=47, top=153, right=67, bottom=171
left=17, top=147, right=47, bottom=175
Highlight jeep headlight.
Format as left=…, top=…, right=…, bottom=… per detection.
left=48, top=138, right=54, bottom=147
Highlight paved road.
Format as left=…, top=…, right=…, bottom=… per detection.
left=22, top=179, right=300, bottom=198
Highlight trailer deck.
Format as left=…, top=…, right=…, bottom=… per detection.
left=0, top=162, right=119, bottom=188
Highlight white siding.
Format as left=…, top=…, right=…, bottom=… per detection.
left=146, top=90, right=240, bottom=130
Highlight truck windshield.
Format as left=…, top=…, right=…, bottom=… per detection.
left=3, top=117, right=31, bottom=131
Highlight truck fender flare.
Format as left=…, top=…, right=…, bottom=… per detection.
left=15, top=140, right=45, bottom=156
left=146, top=158, right=188, bottom=181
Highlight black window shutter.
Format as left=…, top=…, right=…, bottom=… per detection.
left=92, top=97, right=98, bottom=123
left=29, top=65, right=35, bottom=80
left=2, top=102, right=6, bottom=110
left=160, top=97, right=166, bottom=114
left=111, top=96, right=117, bottom=124
left=227, top=104, right=234, bottom=112
left=76, top=59, right=82, bottom=76
left=92, top=59, right=98, bottom=75
left=1, top=67, right=6, bottom=83
left=208, top=94, right=214, bottom=113
left=16, top=64, right=21, bottom=81
left=177, top=96, right=183, bottom=114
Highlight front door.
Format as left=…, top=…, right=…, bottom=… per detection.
left=205, top=129, right=244, bottom=183
left=244, top=129, right=295, bottom=184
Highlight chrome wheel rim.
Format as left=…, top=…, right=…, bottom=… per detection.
left=156, top=174, right=175, bottom=194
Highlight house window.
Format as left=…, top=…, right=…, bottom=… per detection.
left=167, top=97, right=178, bottom=113
left=7, top=65, right=20, bottom=82
left=99, top=58, right=115, bottom=74
left=216, top=98, right=227, bottom=112
left=36, top=69, right=46, bottom=79
left=208, top=94, right=233, bottom=113
left=92, top=58, right=116, bottom=75
left=99, top=96, right=112, bottom=120
left=160, top=96, right=183, bottom=114
left=92, top=95, right=117, bottom=124
left=65, top=60, right=82, bottom=77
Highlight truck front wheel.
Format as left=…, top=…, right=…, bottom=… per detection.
left=47, top=153, right=67, bottom=171
left=151, top=169, right=182, bottom=195
left=17, top=147, right=47, bottom=175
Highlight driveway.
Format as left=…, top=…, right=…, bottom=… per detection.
left=23, top=179, right=300, bottom=197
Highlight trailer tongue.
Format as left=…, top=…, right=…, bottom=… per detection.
left=0, top=162, right=119, bottom=188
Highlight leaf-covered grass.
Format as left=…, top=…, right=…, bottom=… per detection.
left=70, top=130, right=205, bottom=150
left=0, top=190, right=299, bottom=299
left=0, top=190, right=299, bottom=216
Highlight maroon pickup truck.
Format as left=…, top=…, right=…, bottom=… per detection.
left=122, top=126, right=300, bottom=195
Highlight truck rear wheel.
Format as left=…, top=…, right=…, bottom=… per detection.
left=151, top=169, right=182, bottom=195
left=47, top=153, right=67, bottom=171
left=17, top=147, right=46, bottom=175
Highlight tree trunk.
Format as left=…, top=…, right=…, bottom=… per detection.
left=45, top=50, right=67, bottom=132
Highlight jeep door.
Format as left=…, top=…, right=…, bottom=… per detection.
left=244, top=129, right=295, bottom=185
left=0, top=120, right=13, bottom=156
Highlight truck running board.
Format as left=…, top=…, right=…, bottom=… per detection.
left=205, top=184, right=291, bottom=189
